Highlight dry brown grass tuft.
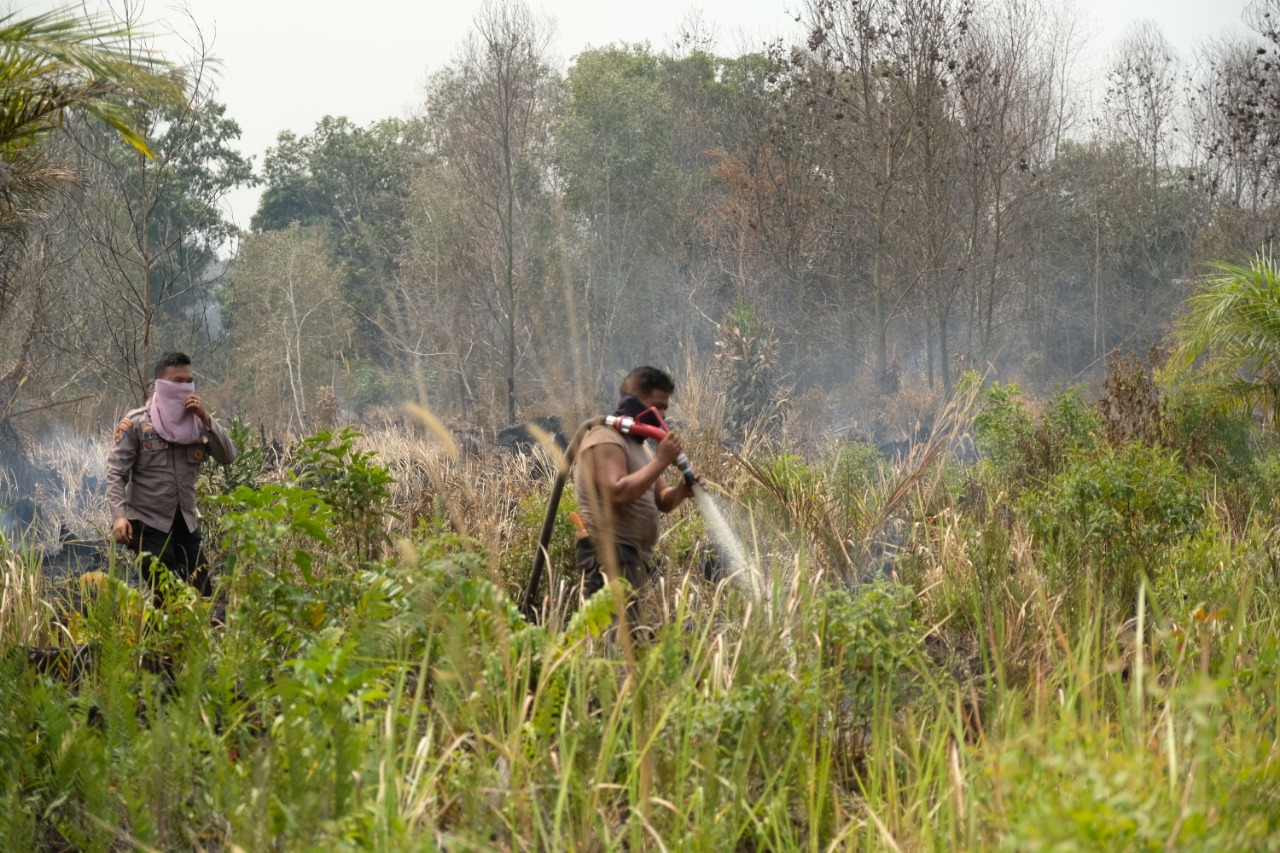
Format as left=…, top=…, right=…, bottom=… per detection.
left=359, top=427, right=560, bottom=583
left=674, top=350, right=727, bottom=437
left=875, top=382, right=945, bottom=443
left=2, top=431, right=111, bottom=545
left=405, top=402, right=460, bottom=460
left=0, top=549, right=46, bottom=650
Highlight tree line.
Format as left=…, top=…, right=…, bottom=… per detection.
left=6, top=0, right=1280, bottom=445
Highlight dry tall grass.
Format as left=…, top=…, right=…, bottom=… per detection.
left=0, top=547, right=45, bottom=650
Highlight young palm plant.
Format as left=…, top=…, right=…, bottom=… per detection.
left=1168, top=251, right=1280, bottom=420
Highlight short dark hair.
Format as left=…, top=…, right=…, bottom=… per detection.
left=621, top=366, right=675, bottom=397
left=154, top=351, right=192, bottom=378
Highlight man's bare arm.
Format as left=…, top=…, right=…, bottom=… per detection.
left=589, top=443, right=669, bottom=510
left=655, top=479, right=694, bottom=512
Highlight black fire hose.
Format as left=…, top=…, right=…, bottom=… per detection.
left=519, top=416, right=604, bottom=622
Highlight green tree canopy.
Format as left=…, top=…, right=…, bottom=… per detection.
left=253, top=116, right=421, bottom=236
left=253, top=115, right=425, bottom=368
left=557, top=44, right=676, bottom=244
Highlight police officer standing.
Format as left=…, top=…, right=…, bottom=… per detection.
left=106, top=352, right=237, bottom=604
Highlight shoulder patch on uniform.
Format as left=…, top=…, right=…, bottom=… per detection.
left=114, top=417, right=132, bottom=444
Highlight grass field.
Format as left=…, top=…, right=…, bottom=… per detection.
left=1, top=379, right=1278, bottom=851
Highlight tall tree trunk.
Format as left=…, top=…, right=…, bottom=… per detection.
left=926, top=310, right=935, bottom=389
left=939, top=302, right=951, bottom=395
left=1093, top=202, right=1103, bottom=360
left=873, top=191, right=889, bottom=388
left=504, top=120, right=518, bottom=423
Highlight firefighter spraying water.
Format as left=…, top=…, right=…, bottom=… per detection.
left=520, top=366, right=759, bottom=625
left=520, top=367, right=698, bottom=623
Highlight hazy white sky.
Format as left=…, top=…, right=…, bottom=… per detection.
left=15, top=0, right=1255, bottom=227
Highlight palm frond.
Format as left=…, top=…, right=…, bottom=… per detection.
left=0, top=151, right=79, bottom=231
left=736, top=381, right=978, bottom=583
left=1169, top=251, right=1280, bottom=418
left=0, top=9, right=183, bottom=157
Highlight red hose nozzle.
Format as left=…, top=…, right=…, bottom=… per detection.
left=604, top=414, right=668, bottom=442
left=605, top=412, right=697, bottom=487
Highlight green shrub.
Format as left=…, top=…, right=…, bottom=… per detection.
left=972, top=380, right=1036, bottom=484
left=972, top=378, right=1099, bottom=491
left=200, top=416, right=267, bottom=495
left=825, top=438, right=890, bottom=493
left=1041, top=385, right=1102, bottom=457
left=196, top=416, right=269, bottom=551
left=716, top=302, right=787, bottom=442
left=293, top=427, right=396, bottom=561
left=1164, top=383, right=1255, bottom=481
left=215, top=481, right=333, bottom=581
left=818, top=583, right=927, bottom=726
left=1025, top=443, right=1204, bottom=610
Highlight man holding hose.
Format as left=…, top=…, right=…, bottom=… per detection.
left=573, top=366, right=697, bottom=625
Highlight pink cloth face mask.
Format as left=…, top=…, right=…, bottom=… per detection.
left=148, top=379, right=202, bottom=444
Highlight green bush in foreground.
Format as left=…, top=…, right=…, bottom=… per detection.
left=1026, top=442, right=1205, bottom=613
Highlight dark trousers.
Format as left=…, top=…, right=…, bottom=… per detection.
left=576, top=537, right=653, bottom=633
left=127, top=510, right=210, bottom=605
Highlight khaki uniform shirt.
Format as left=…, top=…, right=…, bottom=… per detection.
left=573, top=426, right=660, bottom=559
left=105, top=406, right=237, bottom=533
